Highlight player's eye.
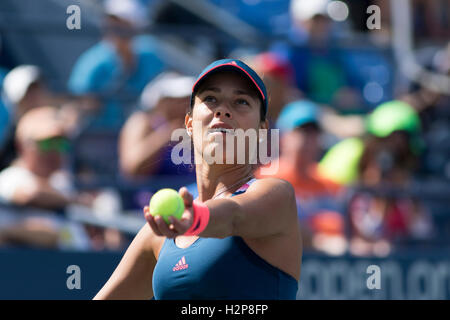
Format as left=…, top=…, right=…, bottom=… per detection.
left=204, top=96, right=217, bottom=103
left=236, top=99, right=250, bottom=106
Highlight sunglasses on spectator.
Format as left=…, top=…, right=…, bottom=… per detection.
left=35, top=137, right=70, bottom=153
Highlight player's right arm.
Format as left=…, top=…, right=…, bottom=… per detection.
left=94, top=223, right=161, bottom=300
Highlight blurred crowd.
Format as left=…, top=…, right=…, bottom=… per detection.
left=0, top=0, right=449, bottom=256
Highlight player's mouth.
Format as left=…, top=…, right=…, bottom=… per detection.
left=208, top=123, right=235, bottom=136
left=208, top=128, right=235, bottom=135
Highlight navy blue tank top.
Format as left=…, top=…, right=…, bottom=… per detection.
left=152, top=179, right=299, bottom=299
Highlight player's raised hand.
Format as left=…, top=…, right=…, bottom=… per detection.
left=143, top=187, right=194, bottom=238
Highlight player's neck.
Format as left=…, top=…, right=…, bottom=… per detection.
left=196, top=164, right=253, bottom=202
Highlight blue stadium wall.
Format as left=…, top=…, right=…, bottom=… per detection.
left=0, top=249, right=449, bottom=300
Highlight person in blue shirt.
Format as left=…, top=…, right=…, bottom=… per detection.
left=94, top=59, right=302, bottom=300
left=67, top=0, right=164, bottom=130
left=273, top=0, right=368, bottom=113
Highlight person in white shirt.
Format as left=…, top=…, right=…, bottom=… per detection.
left=0, top=106, right=79, bottom=209
left=0, top=106, right=93, bottom=249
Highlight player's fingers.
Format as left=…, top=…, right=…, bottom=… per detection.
left=143, top=206, right=154, bottom=225
left=154, top=216, right=177, bottom=238
left=179, top=187, right=193, bottom=206
left=143, top=206, right=151, bottom=222
left=168, top=215, right=191, bottom=234
left=144, top=207, right=164, bottom=237
left=179, top=207, right=194, bottom=223
left=145, top=214, right=163, bottom=237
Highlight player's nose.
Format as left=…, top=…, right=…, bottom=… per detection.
left=214, top=105, right=232, bottom=119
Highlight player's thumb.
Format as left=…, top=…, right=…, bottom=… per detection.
left=179, top=187, right=193, bottom=207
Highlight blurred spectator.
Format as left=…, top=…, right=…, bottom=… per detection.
left=0, top=65, right=50, bottom=171
left=244, top=49, right=366, bottom=139
left=412, top=0, right=450, bottom=41
left=278, top=0, right=362, bottom=112
left=0, top=106, right=128, bottom=251
left=371, top=0, right=450, bottom=44
left=0, top=204, right=93, bottom=250
left=0, top=213, right=64, bottom=249
left=247, top=52, right=302, bottom=125
left=401, top=42, right=449, bottom=114
left=2, top=65, right=50, bottom=121
left=256, top=100, right=346, bottom=255
left=0, top=65, right=81, bottom=171
left=0, top=106, right=80, bottom=210
left=319, top=100, right=425, bottom=185
left=259, top=100, right=341, bottom=197
left=67, top=0, right=165, bottom=130
left=400, top=43, right=450, bottom=179
left=319, top=106, right=366, bottom=139
left=319, top=100, right=434, bottom=256
left=119, top=71, right=195, bottom=179
left=0, top=106, right=91, bottom=250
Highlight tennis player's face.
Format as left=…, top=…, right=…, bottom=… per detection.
left=187, top=72, right=266, bottom=164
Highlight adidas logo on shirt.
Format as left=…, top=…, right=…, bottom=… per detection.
left=173, top=256, right=189, bottom=271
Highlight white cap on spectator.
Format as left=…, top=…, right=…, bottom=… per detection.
left=140, top=72, right=196, bottom=111
left=2, top=65, right=41, bottom=106
left=290, top=0, right=330, bottom=22
left=104, top=0, right=148, bottom=28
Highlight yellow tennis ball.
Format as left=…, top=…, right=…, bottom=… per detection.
left=149, top=189, right=185, bottom=224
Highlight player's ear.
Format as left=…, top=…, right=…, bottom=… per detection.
left=260, top=119, right=269, bottom=131
left=258, top=119, right=269, bottom=144
left=185, top=112, right=193, bottom=137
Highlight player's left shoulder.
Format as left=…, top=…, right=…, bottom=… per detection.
left=250, top=177, right=295, bottom=198
left=249, top=178, right=296, bottom=211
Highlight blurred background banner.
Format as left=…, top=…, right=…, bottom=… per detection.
left=0, top=0, right=449, bottom=299
left=0, top=248, right=122, bottom=300
left=298, top=252, right=450, bottom=300
left=1, top=249, right=449, bottom=300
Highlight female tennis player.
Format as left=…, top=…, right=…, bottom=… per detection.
left=94, top=59, right=302, bottom=300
